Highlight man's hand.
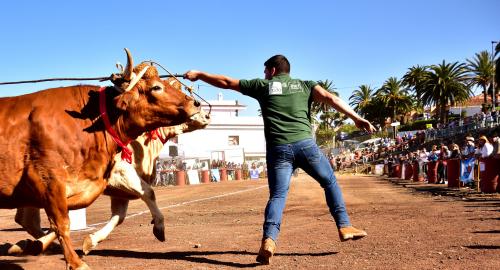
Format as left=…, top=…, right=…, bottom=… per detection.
left=354, top=117, right=377, bottom=133
left=183, top=70, right=201, bottom=82
left=182, top=70, right=240, bottom=91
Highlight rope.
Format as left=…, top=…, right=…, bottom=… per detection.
left=0, top=62, right=211, bottom=115
left=0, top=66, right=211, bottom=113
left=147, top=61, right=194, bottom=94
left=0, top=76, right=111, bottom=85
left=147, top=61, right=212, bottom=114
left=0, top=74, right=184, bottom=86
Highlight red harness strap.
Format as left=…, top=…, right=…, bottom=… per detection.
left=148, top=128, right=169, bottom=145
left=99, top=87, right=133, bottom=164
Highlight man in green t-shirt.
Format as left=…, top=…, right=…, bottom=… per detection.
left=184, top=55, right=376, bottom=265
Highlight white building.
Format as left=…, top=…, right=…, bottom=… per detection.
left=449, top=94, right=488, bottom=117
left=159, top=92, right=266, bottom=164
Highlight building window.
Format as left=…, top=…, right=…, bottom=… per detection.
left=228, top=136, right=239, bottom=146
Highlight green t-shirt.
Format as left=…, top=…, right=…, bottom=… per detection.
left=239, top=74, right=318, bottom=145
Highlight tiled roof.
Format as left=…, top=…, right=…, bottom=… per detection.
left=460, top=94, right=493, bottom=107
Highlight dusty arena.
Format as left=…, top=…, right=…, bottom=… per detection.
left=1, top=173, right=499, bottom=270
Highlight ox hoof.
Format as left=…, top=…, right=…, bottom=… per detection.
left=82, top=236, right=96, bottom=255
left=71, top=261, right=90, bottom=270
left=4, top=243, right=23, bottom=255
left=151, top=219, right=165, bottom=242
left=5, top=239, right=43, bottom=255
left=153, top=226, right=165, bottom=242
left=24, top=239, right=44, bottom=255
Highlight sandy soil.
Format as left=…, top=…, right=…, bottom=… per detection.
left=0, top=173, right=499, bottom=270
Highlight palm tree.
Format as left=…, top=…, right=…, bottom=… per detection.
left=311, top=79, right=338, bottom=119
left=361, top=96, right=389, bottom=129
left=402, top=65, right=430, bottom=117
left=402, top=65, right=429, bottom=93
left=310, top=80, right=347, bottom=147
left=467, top=50, right=495, bottom=106
left=375, top=77, right=413, bottom=122
left=418, top=60, right=472, bottom=123
left=311, top=80, right=340, bottom=128
left=349, top=85, right=374, bottom=117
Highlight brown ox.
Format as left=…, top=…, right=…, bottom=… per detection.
left=0, top=49, right=200, bottom=270
left=14, top=79, right=211, bottom=255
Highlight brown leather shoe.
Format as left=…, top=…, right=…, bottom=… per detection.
left=339, top=226, right=367, bottom=242
left=256, top=238, right=276, bottom=265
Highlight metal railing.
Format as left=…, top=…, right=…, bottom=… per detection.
left=425, top=119, right=499, bottom=141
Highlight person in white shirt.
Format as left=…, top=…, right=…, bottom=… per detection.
left=480, top=111, right=486, bottom=128
left=476, top=135, right=493, bottom=158
left=418, top=148, right=428, bottom=162
left=417, top=147, right=428, bottom=179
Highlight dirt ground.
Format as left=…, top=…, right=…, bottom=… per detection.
left=0, top=173, right=499, bottom=270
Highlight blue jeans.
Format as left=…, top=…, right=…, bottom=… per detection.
left=263, top=138, right=351, bottom=242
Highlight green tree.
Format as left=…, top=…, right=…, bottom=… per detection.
left=466, top=50, right=495, bottom=105
left=312, top=80, right=343, bottom=130
left=349, top=85, right=374, bottom=117
left=375, top=77, right=413, bottom=122
left=311, top=80, right=347, bottom=147
left=402, top=65, right=429, bottom=93
left=360, top=96, right=389, bottom=129
left=417, top=60, right=472, bottom=123
left=311, top=79, right=338, bottom=120
left=402, top=65, right=429, bottom=111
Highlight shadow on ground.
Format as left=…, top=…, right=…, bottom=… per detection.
left=87, top=249, right=338, bottom=268
left=384, top=177, right=500, bottom=202
left=0, top=259, right=27, bottom=270
left=464, top=245, right=500, bottom=250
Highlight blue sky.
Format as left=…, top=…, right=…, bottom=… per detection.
left=1, top=0, right=499, bottom=116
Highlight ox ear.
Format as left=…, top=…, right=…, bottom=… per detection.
left=114, top=92, right=136, bottom=111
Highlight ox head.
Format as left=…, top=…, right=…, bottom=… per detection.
left=164, top=77, right=211, bottom=131
left=110, top=49, right=201, bottom=136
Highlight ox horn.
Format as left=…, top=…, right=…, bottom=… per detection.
left=125, top=66, right=149, bottom=92
left=123, top=48, right=134, bottom=81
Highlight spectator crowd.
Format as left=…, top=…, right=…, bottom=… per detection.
left=331, top=119, right=500, bottom=189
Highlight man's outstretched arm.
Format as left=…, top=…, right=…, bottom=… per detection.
left=183, top=70, right=240, bottom=91
left=312, top=84, right=377, bottom=133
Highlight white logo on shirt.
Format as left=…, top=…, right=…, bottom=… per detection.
left=289, top=82, right=302, bottom=93
left=269, top=82, right=283, bottom=95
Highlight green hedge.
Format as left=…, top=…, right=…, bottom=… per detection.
left=398, top=119, right=437, bottom=131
